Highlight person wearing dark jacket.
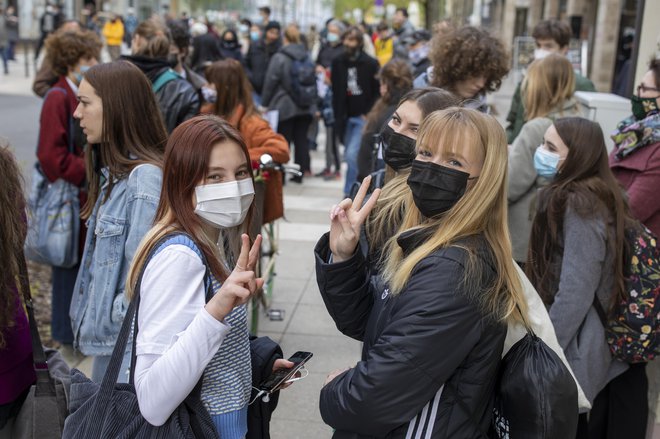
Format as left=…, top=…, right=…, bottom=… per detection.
left=124, top=19, right=200, bottom=133
left=404, top=29, right=431, bottom=79
left=356, top=59, right=412, bottom=180
left=316, top=19, right=345, bottom=69
left=190, top=29, right=223, bottom=75
left=331, top=26, right=380, bottom=197
left=219, top=29, right=243, bottom=63
left=167, top=20, right=207, bottom=102
left=316, top=107, right=529, bottom=438
left=262, top=24, right=315, bottom=181
left=245, top=20, right=282, bottom=99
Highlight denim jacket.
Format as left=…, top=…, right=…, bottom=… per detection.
left=70, top=163, right=162, bottom=356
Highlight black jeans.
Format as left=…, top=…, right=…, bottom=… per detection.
left=278, top=114, right=312, bottom=173
left=577, top=363, right=648, bottom=439
left=51, top=263, right=79, bottom=344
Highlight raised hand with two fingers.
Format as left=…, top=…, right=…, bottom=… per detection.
left=206, top=233, right=263, bottom=322
left=329, top=176, right=381, bottom=263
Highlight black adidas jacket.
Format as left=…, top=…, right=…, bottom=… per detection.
left=315, top=231, right=506, bottom=438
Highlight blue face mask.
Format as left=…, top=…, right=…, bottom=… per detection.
left=533, top=145, right=561, bottom=178
left=250, top=31, right=261, bottom=42
left=327, top=33, right=340, bottom=44
left=74, top=64, right=91, bottom=85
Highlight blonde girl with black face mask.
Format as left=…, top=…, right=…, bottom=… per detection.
left=315, top=108, right=528, bottom=438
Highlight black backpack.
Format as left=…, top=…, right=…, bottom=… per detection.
left=285, top=52, right=317, bottom=108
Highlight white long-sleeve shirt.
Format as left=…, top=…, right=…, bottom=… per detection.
left=134, top=244, right=231, bottom=426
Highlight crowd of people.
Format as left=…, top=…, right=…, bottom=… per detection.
left=1, top=4, right=660, bottom=439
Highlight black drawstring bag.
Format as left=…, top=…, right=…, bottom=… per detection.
left=492, top=332, right=578, bottom=438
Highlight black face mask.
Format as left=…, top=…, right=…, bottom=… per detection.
left=407, top=159, right=470, bottom=218
left=344, top=46, right=359, bottom=59
left=380, top=124, right=416, bottom=171
left=222, top=40, right=238, bottom=50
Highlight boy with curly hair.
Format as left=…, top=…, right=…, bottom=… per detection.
left=415, top=25, right=509, bottom=114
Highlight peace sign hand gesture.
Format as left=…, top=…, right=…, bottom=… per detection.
left=206, top=234, right=263, bottom=322
left=329, top=176, right=381, bottom=263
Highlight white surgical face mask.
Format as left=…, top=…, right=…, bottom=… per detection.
left=194, top=178, right=254, bottom=228
left=534, top=48, right=552, bottom=60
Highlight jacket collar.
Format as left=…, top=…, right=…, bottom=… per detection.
left=396, top=227, right=434, bottom=257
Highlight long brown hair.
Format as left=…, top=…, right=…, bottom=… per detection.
left=205, top=59, right=257, bottom=124
left=126, top=115, right=256, bottom=299
left=81, top=61, right=167, bottom=219
left=525, top=117, right=633, bottom=309
left=366, top=88, right=462, bottom=253
left=523, top=53, right=575, bottom=120
left=364, top=59, right=413, bottom=132
left=382, top=108, right=528, bottom=325
left=0, top=141, right=26, bottom=348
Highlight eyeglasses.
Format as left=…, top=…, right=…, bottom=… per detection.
left=637, top=83, right=660, bottom=95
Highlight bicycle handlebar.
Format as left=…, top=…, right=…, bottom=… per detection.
left=259, top=161, right=302, bottom=177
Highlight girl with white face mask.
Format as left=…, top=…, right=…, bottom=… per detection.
left=125, top=115, right=294, bottom=437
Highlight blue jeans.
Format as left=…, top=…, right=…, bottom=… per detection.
left=343, top=116, right=366, bottom=196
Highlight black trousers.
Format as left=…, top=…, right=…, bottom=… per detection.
left=577, top=363, right=648, bottom=439
left=278, top=114, right=312, bottom=173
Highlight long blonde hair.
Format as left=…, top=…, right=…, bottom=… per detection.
left=382, top=108, right=527, bottom=324
left=523, top=53, right=576, bottom=120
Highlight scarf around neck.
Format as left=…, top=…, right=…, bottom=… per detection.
left=612, top=113, right=660, bottom=159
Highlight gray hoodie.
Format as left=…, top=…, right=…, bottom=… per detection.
left=261, top=43, right=314, bottom=122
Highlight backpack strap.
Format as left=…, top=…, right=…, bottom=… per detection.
left=152, top=69, right=181, bottom=93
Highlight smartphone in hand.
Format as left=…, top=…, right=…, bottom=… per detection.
left=259, top=351, right=313, bottom=394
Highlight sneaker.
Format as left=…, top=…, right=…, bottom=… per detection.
left=323, top=171, right=341, bottom=181
left=315, top=168, right=331, bottom=178
left=290, top=175, right=303, bottom=184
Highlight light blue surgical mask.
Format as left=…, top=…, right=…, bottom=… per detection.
left=250, top=31, right=261, bottom=42
left=327, top=32, right=340, bottom=44
left=74, top=64, right=91, bottom=85
left=239, top=24, right=249, bottom=34
left=533, top=145, right=561, bottom=178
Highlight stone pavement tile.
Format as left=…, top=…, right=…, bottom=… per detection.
left=271, top=277, right=309, bottom=304
left=285, top=192, right=341, bottom=211
left=285, top=208, right=332, bottom=225
left=278, top=222, right=330, bottom=244
left=256, top=299, right=297, bottom=336
left=298, top=280, right=325, bottom=307
left=278, top=333, right=361, bottom=374
left=274, top=243, right=317, bottom=280
left=270, top=371, right=326, bottom=423
left=269, top=418, right=333, bottom=439
left=285, top=303, right=342, bottom=337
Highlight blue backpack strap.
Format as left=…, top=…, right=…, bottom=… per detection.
left=152, top=69, right=181, bottom=93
